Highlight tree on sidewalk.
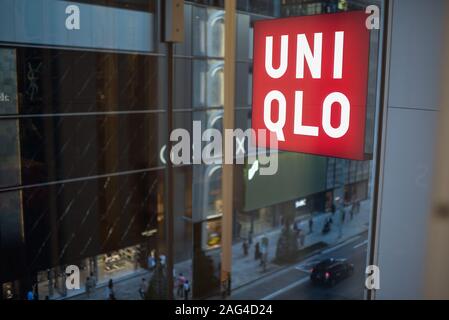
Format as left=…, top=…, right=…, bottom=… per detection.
left=275, top=203, right=299, bottom=263
left=192, top=249, right=220, bottom=298
left=145, top=260, right=168, bottom=300
left=275, top=226, right=299, bottom=263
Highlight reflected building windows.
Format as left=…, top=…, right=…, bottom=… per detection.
left=0, top=48, right=21, bottom=188
left=0, top=191, right=25, bottom=283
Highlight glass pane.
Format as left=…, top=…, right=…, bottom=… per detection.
left=0, top=0, right=386, bottom=301
left=20, top=170, right=161, bottom=271
left=0, top=120, right=21, bottom=188
left=0, top=191, right=24, bottom=283
left=0, top=0, right=166, bottom=300
left=192, top=5, right=207, bottom=57
left=192, top=59, right=224, bottom=108
left=206, top=8, right=225, bottom=58
left=0, top=48, right=18, bottom=115
left=231, top=0, right=386, bottom=301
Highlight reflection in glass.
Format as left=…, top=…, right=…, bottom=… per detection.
left=193, top=60, right=224, bottom=108
left=0, top=48, right=18, bottom=115
left=0, top=191, right=24, bottom=282
left=192, top=5, right=207, bottom=57
left=207, top=9, right=225, bottom=58
left=0, top=120, right=21, bottom=188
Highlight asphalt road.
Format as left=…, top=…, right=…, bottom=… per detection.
left=231, top=232, right=369, bottom=300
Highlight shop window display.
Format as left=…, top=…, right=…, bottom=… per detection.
left=205, top=219, right=222, bottom=250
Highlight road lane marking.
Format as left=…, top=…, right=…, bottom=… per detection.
left=320, top=236, right=360, bottom=255
left=353, top=240, right=368, bottom=249
left=261, top=277, right=310, bottom=300
left=295, top=259, right=321, bottom=273
left=295, top=266, right=312, bottom=273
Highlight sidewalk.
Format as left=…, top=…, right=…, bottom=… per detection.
left=66, top=200, right=370, bottom=300
left=68, top=269, right=151, bottom=300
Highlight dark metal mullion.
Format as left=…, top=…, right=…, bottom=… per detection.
left=164, top=41, right=175, bottom=300
left=366, top=0, right=391, bottom=301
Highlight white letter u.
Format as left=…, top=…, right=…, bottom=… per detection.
left=265, top=35, right=289, bottom=79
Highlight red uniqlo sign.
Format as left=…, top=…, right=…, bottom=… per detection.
left=252, top=12, right=370, bottom=160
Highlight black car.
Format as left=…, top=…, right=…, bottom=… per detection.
left=310, top=258, right=354, bottom=286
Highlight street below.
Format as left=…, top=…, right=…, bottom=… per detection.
left=231, top=231, right=369, bottom=300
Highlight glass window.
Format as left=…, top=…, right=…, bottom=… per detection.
left=0, top=191, right=24, bottom=283
left=0, top=0, right=166, bottom=294
left=229, top=0, right=386, bottom=301
left=192, top=5, right=207, bottom=57
left=193, top=59, right=224, bottom=108
left=0, top=0, right=386, bottom=301
left=206, top=9, right=225, bottom=58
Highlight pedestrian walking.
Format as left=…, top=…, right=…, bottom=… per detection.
left=32, top=284, right=38, bottom=300
left=176, top=273, right=186, bottom=298
left=159, top=254, right=166, bottom=266
left=242, top=240, right=249, bottom=257
left=90, top=272, right=97, bottom=291
left=107, top=279, right=116, bottom=300
left=183, top=280, right=191, bottom=300
left=86, top=276, right=92, bottom=298
left=26, top=290, right=34, bottom=301
left=350, top=203, right=355, bottom=220
left=147, top=250, right=156, bottom=270
left=261, top=235, right=269, bottom=249
left=139, top=278, right=147, bottom=299
left=236, top=222, right=242, bottom=239
left=254, top=242, right=261, bottom=261
left=259, top=244, right=265, bottom=266
left=322, top=217, right=332, bottom=234
left=356, top=201, right=361, bottom=214
left=260, top=244, right=268, bottom=271
left=86, top=275, right=95, bottom=298
left=248, top=230, right=253, bottom=246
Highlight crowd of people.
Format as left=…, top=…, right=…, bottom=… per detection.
left=175, top=273, right=191, bottom=300
left=242, top=234, right=270, bottom=272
